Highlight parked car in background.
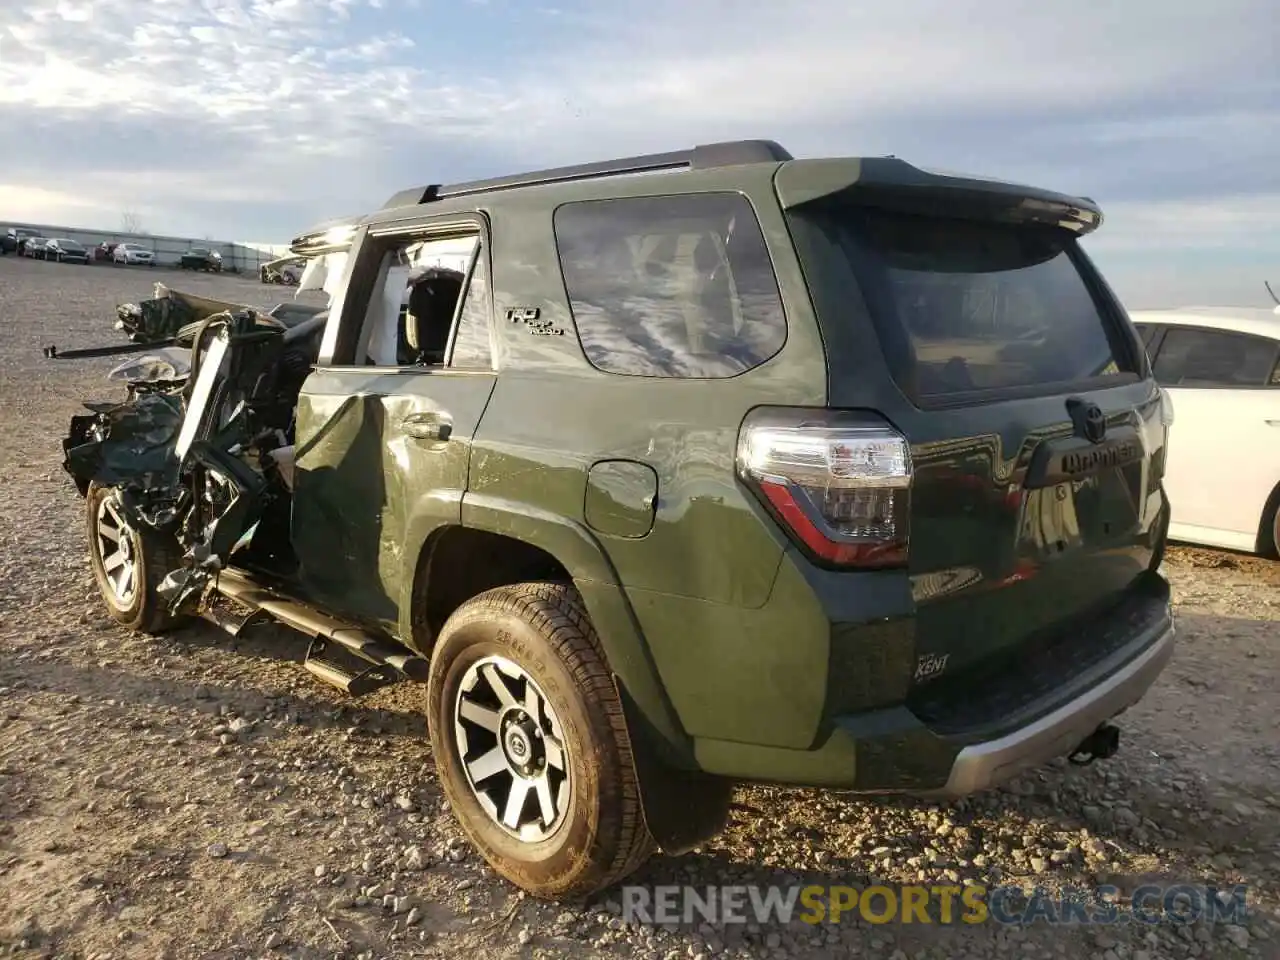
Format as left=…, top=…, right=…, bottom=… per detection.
left=45, top=238, right=91, bottom=264
left=1131, top=304, right=1280, bottom=556
left=24, top=238, right=50, bottom=259
left=179, top=247, right=222, bottom=272
left=113, top=243, right=155, bottom=267
left=260, top=254, right=305, bottom=285
left=2, top=227, right=38, bottom=255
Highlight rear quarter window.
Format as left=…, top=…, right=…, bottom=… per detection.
left=553, top=193, right=786, bottom=378
left=801, top=206, right=1137, bottom=401
left=1151, top=327, right=1280, bottom=387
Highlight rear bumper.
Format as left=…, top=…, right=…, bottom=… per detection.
left=690, top=585, right=1175, bottom=793
left=932, top=619, right=1173, bottom=796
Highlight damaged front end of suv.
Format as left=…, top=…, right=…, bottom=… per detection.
left=59, top=289, right=327, bottom=622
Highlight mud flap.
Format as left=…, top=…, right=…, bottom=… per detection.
left=614, top=678, right=731, bottom=855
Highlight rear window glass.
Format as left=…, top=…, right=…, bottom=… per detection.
left=804, top=207, right=1134, bottom=400
left=554, top=193, right=786, bottom=378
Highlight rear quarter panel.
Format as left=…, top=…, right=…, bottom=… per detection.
left=467, top=168, right=839, bottom=748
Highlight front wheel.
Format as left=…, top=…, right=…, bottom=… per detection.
left=86, top=483, right=188, bottom=633
left=426, top=582, right=655, bottom=899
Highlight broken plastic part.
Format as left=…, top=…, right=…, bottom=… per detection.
left=62, top=298, right=302, bottom=619
left=268, top=446, right=296, bottom=491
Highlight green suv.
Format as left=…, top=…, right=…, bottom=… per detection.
left=61, top=139, right=1175, bottom=899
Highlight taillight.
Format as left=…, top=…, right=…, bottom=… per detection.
left=736, top=409, right=912, bottom=569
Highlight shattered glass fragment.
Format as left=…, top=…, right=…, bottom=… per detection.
left=107, top=347, right=191, bottom=385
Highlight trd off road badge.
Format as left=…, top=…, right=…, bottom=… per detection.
left=914, top=652, right=950, bottom=682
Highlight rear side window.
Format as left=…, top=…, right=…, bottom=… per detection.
left=1151, top=327, right=1279, bottom=387
left=554, top=193, right=786, bottom=378
left=802, top=207, right=1136, bottom=401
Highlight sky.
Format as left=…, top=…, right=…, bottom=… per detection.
left=0, top=0, right=1276, bottom=309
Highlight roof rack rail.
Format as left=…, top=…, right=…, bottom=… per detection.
left=378, top=139, right=792, bottom=211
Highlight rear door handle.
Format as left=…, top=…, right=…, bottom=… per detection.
left=402, top=412, right=452, bottom=442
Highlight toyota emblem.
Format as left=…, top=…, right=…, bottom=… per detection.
left=1066, top=397, right=1108, bottom=444
left=1082, top=406, right=1107, bottom=443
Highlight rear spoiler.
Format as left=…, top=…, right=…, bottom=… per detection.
left=774, top=157, right=1103, bottom=235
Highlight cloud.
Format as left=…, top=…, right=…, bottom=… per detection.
left=1089, top=194, right=1280, bottom=254
left=0, top=0, right=1276, bottom=305
left=0, top=184, right=122, bottom=225
left=1084, top=193, right=1280, bottom=308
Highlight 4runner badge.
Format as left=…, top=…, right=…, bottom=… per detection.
left=506, top=306, right=564, bottom=336
left=914, top=652, right=950, bottom=682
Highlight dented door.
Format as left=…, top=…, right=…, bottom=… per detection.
left=292, top=368, right=496, bottom=631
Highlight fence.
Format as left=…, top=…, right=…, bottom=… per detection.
left=3, top=220, right=291, bottom=275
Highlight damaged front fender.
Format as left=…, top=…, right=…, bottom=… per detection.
left=63, top=390, right=184, bottom=498
left=61, top=306, right=300, bottom=617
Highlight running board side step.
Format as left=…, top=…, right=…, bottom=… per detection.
left=303, top=637, right=401, bottom=697
left=202, top=595, right=275, bottom=638
left=208, top=567, right=429, bottom=696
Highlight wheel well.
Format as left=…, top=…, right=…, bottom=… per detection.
left=411, top=526, right=572, bottom=652
left=1257, top=479, right=1280, bottom=558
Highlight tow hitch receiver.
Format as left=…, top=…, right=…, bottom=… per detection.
left=1068, top=723, right=1121, bottom=765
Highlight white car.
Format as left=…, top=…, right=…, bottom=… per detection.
left=113, top=243, right=156, bottom=266
left=1130, top=304, right=1280, bottom=556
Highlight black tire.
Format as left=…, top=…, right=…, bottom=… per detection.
left=426, top=582, right=654, bottom=899
left=86, top=482, right=189, bottom=633
left=1260, top=484, right=1280, bottom=559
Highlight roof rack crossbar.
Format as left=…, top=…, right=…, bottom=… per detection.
left=378, top=139, right=792, bottom=211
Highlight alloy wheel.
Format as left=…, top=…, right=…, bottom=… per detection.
left=454, top=655, right=570, bottom=842
left=95, top=494, right=138, bottom=608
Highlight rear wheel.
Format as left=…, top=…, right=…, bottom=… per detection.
left=426, top=582, right=654, bottom=898
left=86, top=482, right=188, bottom=633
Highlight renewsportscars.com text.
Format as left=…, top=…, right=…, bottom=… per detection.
left=621, top=883, right=1249, bottom=927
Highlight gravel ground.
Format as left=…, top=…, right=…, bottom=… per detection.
left=1, top=254, right=1277, bottom=960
